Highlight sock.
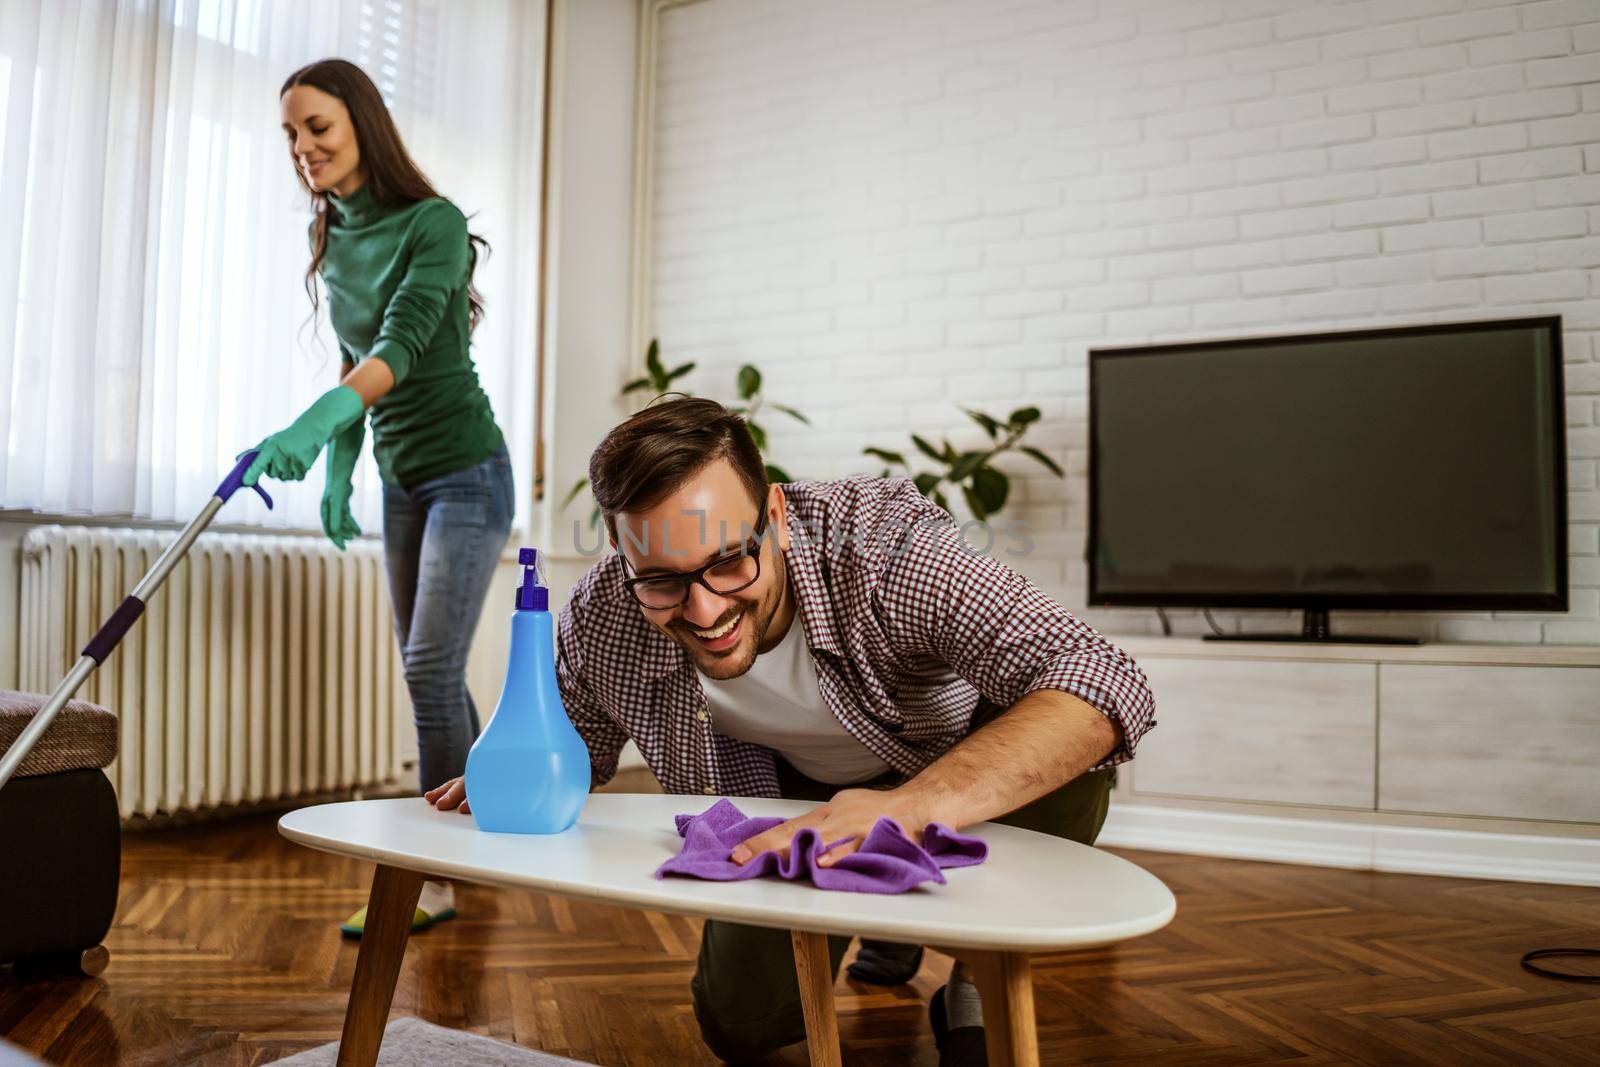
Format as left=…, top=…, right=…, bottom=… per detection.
left=946, top=971, right=983, bottom=1029
left=418, top=880, right=455, bottom=916
left=853, top=940, right=922, bottom=975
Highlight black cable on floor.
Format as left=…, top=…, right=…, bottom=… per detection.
left=1520, top=948, right=1600, bottom=983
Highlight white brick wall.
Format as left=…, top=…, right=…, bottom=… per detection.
left=648, top=0, right=1600, bottom=645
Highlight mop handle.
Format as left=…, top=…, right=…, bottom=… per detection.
left=0, top=451, right=274, bottom=792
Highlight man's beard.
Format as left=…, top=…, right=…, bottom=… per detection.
left=681, top=604, right=760, bottom=679
left=672, top=558, right=784, bottom=680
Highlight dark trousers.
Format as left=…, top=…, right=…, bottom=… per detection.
left=690, top=712, right=1114, bottom=1063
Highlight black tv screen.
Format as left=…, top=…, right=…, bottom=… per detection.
left=1088, top=317, right=1567, bottom=612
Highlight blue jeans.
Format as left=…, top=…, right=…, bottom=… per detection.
left=381, top=445, right=514, bottom=792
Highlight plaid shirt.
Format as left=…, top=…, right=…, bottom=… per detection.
left=556, top=476, right=1156, bottom=798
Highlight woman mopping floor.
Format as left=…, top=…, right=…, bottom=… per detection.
left=253, top=58, right=513, bottom=936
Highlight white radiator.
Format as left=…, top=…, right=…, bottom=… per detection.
left=19, top=526, right=414, bottom=818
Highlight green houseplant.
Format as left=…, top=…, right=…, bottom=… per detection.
left=862, top=405, right=1064, bottom=521
left=726, top=362, right=809, bottom=485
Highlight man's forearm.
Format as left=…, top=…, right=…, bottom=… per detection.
left=894, top=689, right=1121, bottom=830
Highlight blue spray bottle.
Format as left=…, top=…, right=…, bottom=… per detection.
left=465, top=548, right=591, bottom=834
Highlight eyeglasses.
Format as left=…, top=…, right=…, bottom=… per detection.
left=619, top=510, right=770, bottom=610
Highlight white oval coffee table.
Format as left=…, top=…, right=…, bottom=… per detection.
left=280, top=794, right=1175, bottom=1066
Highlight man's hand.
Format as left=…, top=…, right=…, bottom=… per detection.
left=424, top=775, right=471, bottom=815
left=730, top=787, right=930, bottom=866
left=732, top=693, right=1121, bottom=867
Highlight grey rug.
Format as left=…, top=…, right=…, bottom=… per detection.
left=0, top=1036, right=48, bottom=1067
left=269, top=1016, right=595, bottom=1066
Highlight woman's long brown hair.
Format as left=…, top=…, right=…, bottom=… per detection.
left=281, top=59, right=490, bottom=335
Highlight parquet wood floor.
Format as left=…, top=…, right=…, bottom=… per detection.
left=2, top=794, right=1596, bottom=1065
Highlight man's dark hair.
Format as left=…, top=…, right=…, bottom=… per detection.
left=589, top=396, right=770, bottom=541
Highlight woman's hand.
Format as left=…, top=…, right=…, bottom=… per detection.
left=321, top=489, right=362, bottom=548
left=244, top=435, right=317, bottom=483
left=320, top=486, right=362, bottom=549
left=319, top=392, right=365, bottom=549
left=424, top=775, right=471, bottom=814
left=242, top=384, right=365, bottom=485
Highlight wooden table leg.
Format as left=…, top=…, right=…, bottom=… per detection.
left=336, top=864, right=424, bottom=1067
left=965, top=949, right=1039, bottom=1067
left=790, top=929, right=842, bottom=1067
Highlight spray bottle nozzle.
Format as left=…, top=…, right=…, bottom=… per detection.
left=515, top=547, right=549, bottom=611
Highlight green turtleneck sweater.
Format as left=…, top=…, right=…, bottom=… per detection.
left=322, top=184, right=503, bottom=488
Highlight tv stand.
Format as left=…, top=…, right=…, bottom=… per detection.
left=1202, top=608, right=1421, bottom=645
left=1106, top=636, right=1600, bottom=883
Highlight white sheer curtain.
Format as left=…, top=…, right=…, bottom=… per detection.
left=0, top=0, right=542, bottom=533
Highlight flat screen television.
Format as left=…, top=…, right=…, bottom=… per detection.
left=1088, top=316, right=1567, bottom=643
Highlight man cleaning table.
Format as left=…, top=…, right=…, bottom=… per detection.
left=426, top=396, right=1157, bottom=1065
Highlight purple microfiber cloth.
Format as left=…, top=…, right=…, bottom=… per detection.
left=654, top=798, right=987, bottom=894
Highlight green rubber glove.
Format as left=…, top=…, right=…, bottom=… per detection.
left=243, top=385, right=365, bottom=486
left=321, top=416, right=365, bottom=550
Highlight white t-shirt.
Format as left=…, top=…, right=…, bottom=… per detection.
left=702, top=614, right=892, bottom=785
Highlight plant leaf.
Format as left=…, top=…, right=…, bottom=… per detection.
left=1008, top=406, right=1041, bottom=427
left=772, top=403, right=810, bottom=425
left=913, top=472, right=941, bottom=497
left=949, top=451, right=986, bottom=482
left=962, top=485, right=989, bottom=523
left=645, top=338, right=662, bottom=377
left=911, top=434, right=944, bottom=463
left=747, top=420, right=767, bottom=450
left=561, top=476, right=590, bottom=510
left=941, top=439, right=958, bottom=463
left=863, top=446, right=908, bottom=466
left=963, top=407, right=1001, bottom=439
left=972, top=466, right=1009, bottom=514
left=1020, top=445, right=1065, bottom=477
left=620, top=376, right=651, bottom=394
left=737, top=364, right=762, bottom=400
left=764, top=463, right=791, bottom=484
left=665, top=360, right=697, bottom=382
left=932, top=489, right=951, bottom=513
